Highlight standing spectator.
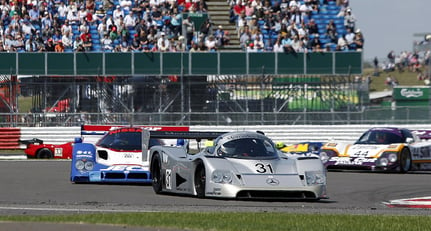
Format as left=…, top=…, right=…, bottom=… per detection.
left=182, top=16, right=194, bottom=46
left=373, top=56, right=379, bottom=76
left=344, top=8, right=355, bottom=31
left=239, top=25, right=251, bottom=50
left=199, top=18, right=211, bottom=41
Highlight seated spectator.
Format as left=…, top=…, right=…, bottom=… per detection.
left=61, top=30, right=73, bottom=49
left=307, top=34, right=321, bottom=51
left=273, top=37, right=284, bottom=52
left=25, top=35, right=38, bottom=52
left=204, top=34, right=217, bottom=51
left=306, top=18, right=318, bottom=37
left=344, top=27, right=355, bottom=49
left=55, top=41, right=65, bottom=52
left=73, top=36, right=85, bottom=51
left=120, top=0, right=133, bottom=11
left=29, top=5, right=40, bottom=26
left=80, top=30, right=93, bottom=50
left=45, top=38, right=55, bottom=51
left=86, top=0, right=96, bottom=11
left=21, top=19, right=36, bottom=36
left=124, top=11, right=136, bottom=28
left=230, top=0, right=245, bottom=23
left=326, top=19, right=338, bottom=44
left=214, top=25, right=229, bottom=47
left=67, top=8, right=80, bottom=25
left=281, top=32, right=293, bottom=53
left=353, top=30, right=364, bottom=51
left=176, top=36, right=186, bottom=51
left=130, top=34, right=142, bottom=51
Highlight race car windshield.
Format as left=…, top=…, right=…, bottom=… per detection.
left=97, top=131, right=163, bottom=151
left=216, top=138, right=278, bottom=159
left=355, top=131, right=404, bottom=145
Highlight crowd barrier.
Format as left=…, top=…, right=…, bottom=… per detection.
left=2, top=124, right=431, bottom=150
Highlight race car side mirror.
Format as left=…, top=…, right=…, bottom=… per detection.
left=406, top=137, right=414, bottom=144
left=74, top=137, right=83, bottom=143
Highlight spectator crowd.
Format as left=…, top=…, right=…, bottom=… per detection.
left=230, top=0, right=364, bottom=52
left=0, top=0, right=362, bottom=52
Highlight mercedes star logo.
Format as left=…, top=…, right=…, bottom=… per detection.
left=266, top=177, right=280, bottom=186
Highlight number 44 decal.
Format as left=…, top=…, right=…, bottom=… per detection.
left=255, top=163, right=274, bottom=174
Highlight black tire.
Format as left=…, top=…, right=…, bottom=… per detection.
left=36, top=148, right=53, bottom=159
left=194, top=160, right=206, bottom=198
left=150, top=153, right=163, bottom=194
left=399, top=148, right=412, bottom=173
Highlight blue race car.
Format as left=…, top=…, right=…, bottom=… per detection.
left=70, top=127, right=164, bottom=183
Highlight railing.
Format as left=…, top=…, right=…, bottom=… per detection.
left=1, top=106, right=430, bottom=127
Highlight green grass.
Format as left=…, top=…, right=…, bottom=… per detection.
left=364, top=68, right=425, bottom=92
left=0, top=212, right=429, bottom=231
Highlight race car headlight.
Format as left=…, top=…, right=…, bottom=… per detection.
left=211, top=170, right=233, bottom=184
left=75, top=160, right=94, bottom=171
left=379, top=157, right=389, bottom=166
left=388, top=153, right=397, bottom=163
left=305, top=171, right=326, bottom=185
left=75, top=160, right=85, bottom=170
left=84, top=161, right=94, bottom=170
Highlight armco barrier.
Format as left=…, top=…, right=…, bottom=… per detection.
left=0, top=127, right=21, bottom=149
left=9, top=124, right=431, bottom=150
left=19, top=127, right=81, bottom=148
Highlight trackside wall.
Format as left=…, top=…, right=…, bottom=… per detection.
left=0, top=124, right=429, bottom=150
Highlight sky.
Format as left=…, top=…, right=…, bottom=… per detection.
left=348, top=0, right=431, bottom=61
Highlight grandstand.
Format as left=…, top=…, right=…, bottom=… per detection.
left=0, top=0, right=361, bottom=52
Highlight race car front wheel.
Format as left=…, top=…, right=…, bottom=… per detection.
left=194, top=160, right=206, bottom=198
left=36, top=148, right=53, bottom=159
left=399, top=148, right=412, bottom=173
left=151, top=153, right=163, bottom=194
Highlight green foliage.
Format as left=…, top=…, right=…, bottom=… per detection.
left=0, top=212, right=430, bottom=231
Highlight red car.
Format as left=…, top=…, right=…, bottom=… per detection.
left=20, top=125, right=190, bottom=159
left=20, top=138, right=77, bottom=159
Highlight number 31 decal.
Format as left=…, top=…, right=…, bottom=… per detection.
left=255, top=163, right=274, bottom=174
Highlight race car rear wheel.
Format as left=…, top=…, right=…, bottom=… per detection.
left=194, top=160, right=206, bottom=198
left=399, top=148, right=412, bottom=173
left=36, top=148, right=53, bottom=159
left=151, top=153, right=163, bottom=194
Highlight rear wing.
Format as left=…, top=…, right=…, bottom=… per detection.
left=81, top=125, right=190, bottom=144
left=142, top=130, right=227, bottom=159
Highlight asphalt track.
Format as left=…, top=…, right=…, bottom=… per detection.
left=1, top=160, right=431, bottom=230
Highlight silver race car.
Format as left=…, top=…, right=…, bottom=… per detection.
left=147, top=131, right=328, bottom=200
